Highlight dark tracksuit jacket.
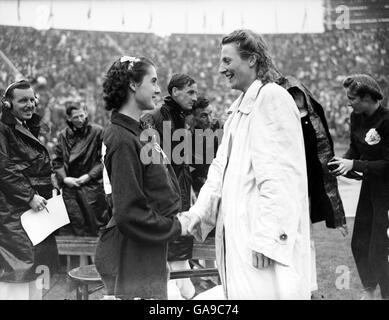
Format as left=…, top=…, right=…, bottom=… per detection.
left=98, top=111, right=182, bottom=300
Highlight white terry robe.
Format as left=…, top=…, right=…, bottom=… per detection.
left=189, top=80, right=311, bottom=300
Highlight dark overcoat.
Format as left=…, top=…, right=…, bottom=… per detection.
left=0, top=110, right=58, bottom=282
left=278, top=76, right=346, bottom=228
left=52, top=121, right=109, bottom=236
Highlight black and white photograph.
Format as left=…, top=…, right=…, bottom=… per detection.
left=0, top=0, right=388, bottom=305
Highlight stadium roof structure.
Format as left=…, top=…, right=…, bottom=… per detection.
left=0, top=0, right=325, bottom=35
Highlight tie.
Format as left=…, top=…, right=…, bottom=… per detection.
left=22, top=122, right=29, bottom=131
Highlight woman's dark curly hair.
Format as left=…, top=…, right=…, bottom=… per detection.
left=103, top=56, right=155, bottom=111
left=343, top=74, right=383, bottom=102
left=221, top=29, right=282, bottom=84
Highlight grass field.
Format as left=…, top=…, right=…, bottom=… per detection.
left=44, top=216, right=370, bottom=300
left=312, top=217, right=364, bottom=300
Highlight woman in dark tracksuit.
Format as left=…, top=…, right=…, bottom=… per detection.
left=328, top=74, right=389, bottom=300
left=95, top=56, right=188, bottom=300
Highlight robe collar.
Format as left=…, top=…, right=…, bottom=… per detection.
left=227, top=79, right=264, bottom=115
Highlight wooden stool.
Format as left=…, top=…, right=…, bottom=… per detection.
left=67, top=264, right=104, bottom=300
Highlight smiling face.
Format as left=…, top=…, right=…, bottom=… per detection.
left=134, top=65, right=161, bottom=111
left=68, top=108, right=87, bottom=129
left=10, top=87, right=36, bottom=121
left=219, top=43, right=257, bottom=93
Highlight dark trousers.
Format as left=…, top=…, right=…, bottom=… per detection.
left=351, top=181, right=389, bottom=299
left=115, top=240, right=169, bottom=300
left=62, top=184, right=109, bottom=236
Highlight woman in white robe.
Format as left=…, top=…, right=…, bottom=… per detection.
left=189, top=79, right=311, bottom=299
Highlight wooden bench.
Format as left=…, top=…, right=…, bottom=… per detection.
left=56, top=235, right=218, bottom=299
left=56, top=236, right=98, bottom=270
left=56, top=235, right=216, bottom=269
left=68, top=264, right=220, bottom=300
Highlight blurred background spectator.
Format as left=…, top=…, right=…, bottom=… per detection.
left=0, top=25, right=388, bottom=154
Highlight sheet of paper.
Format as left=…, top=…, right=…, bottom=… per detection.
left=21, top=195, right=70, bottom=246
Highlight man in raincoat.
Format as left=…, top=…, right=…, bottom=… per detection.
left=52, top=102, right=109, bottom=236
left=0, top=80, right=58, bottom=299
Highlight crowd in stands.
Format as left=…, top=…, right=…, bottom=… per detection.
left=1, top=25, right=388, bottom=154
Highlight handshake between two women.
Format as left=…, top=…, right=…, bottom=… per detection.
left=176, top=211, right=202, bottom=241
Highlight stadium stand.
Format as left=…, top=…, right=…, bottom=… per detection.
left=0, top=25, right=388, bottom=150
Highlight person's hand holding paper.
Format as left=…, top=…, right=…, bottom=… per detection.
left=21, top=195, right=70, bottom=246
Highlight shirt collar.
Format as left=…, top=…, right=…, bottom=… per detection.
left=110, top=111, right=142, bottom=136
left=14, top=117, right=24, bottom=126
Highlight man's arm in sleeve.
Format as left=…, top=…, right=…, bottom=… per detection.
left=52, top=133, right=67, bottom=184
left=88, top=163, right=103, bottom=181
left=87, top=130, right=104, bottom=180
left=248, top=85, right=309, bottom=267
left=0, top=133, right=36, bottom=206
